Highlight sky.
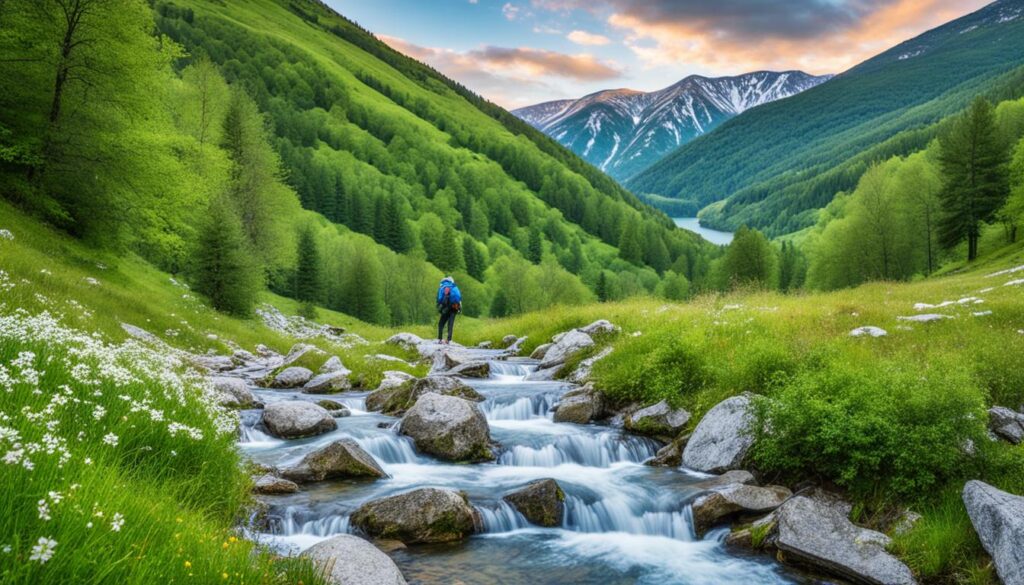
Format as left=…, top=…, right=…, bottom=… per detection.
left=326, top=0, right=990, bottom=109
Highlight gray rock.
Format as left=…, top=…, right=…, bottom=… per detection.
left=524, top=366, right=559, bottom=382
left=552, top=384, right=605, bottom=424
left=625, top=400, right=691, bottom=438
left=281, top=343, right=322, bottom=367
left=262, top=401, right=337, bottom=439
left=682, top=394, right=755, bottom=473
left=504, top=479, right=565, bottom=527
left=273, top=366, right=313, bottom=388
left=211, top=376, right=261, bottom=409
left=892, top=510, right=922, bottom=536
left=501, top=334, right=519, bottom=347
left=400, top=393, right=493, bottom=462
left=280, top=438, right=387, bottom=483
left=366, top=376, right=482, bottom=416
left=302, top=370, right=352, bottom=394
left=770, top=489, right=916, bottom=585
left=645, top=435, right=687, bottom=467
left=385, top=332, right=424, bottom=351
left=988, top=406, right=1024, bottom=445
left=567, top=346, right=612, bottom=384
left=121, top=322, right=163, bottom=345
left=692, top=483, right=791, bottom=536
left=897, top=313, right=950, bottom=323
left=351, top=488, right=476, bottom=544
left=691, top=470, right=757, bottom=490
left=319, top=355, right=346, bottom=374
left=530, top=343, right=553, bottom=360
left=316, top=400, right=351, bottom=417
left=302, top=534, right=408, bottom=585
left=192, top=354, right=235, bottom=372
left=850, top=326, right=887, bottom=338
left=963, top=480, right=1024, bottom=585
left=445, top=361, right=491, bottom=378
left=252, top=474, right=298, bottom=495
left=539, top=330, right=594, bottom=370
left=579, top=319, right=620, bottom=336
left=477, top=340, right=493, bottom=349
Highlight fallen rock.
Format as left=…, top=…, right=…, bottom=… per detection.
left=400, top=393, right=493, bottom=462
left=351, top=488, right=477, bottom=544
left=445, top=361, right=490, bottom=378
left=280, top=438, right=388, bottom=483
left=273, top=366, right=314, bottom=388
left=682, top=394, right=754, bottom=473
left=252, top=473, right=299, bottom=495
left=766, top=489, right=916, bottom=585
left=504, top=479, right=565, bottom=527
left=691, top=470, right=757, bottom=490
left=988, top=406, right=1024, bottom=445
left=529, top=343, right=552, bottom=360
left=302, top=370, right=352, bottom=394
left=579, top=319, right=620, bottom=336
left=366, top=376, right=482, bottom=416
left=692, top=483, right=791, bottom=536
left=212, top=376, right=262, bottom=409
left=539, top=330, right=594, bottom=370
left=301, top=534, right=408, bottom=585
left=319, top=356, right=346, bottom=374
left=625, top=400, right=691, bottom=438
left=566, top=346, right=612, bottom=384
left=849, top=326, right=887, bottom=338
left=963, top=480, right=1024, bottom=585
left=262, top=401, right=337, bottom=439
left=552, top=383, right=605, bottom=424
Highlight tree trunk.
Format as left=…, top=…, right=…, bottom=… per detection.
left=968, top=233, right=978, bottom=261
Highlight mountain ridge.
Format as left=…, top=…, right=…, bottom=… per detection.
left=513, top=70, right=831, bottom=181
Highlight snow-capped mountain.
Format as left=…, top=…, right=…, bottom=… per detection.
left=513, top=71, right=832, bottom=181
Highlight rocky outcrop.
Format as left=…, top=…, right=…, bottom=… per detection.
left=746, top=489, right=916, bottom=585
left=988, top=406, right=1024, bottom=444
left=552, top=384, right=605, bottom=424
left=366, top=376, right=482, bottom=416
left=692, top=483, right=791, bottom=536
left=351, top=488, right=477, bottom=544
left=302, top=370, right=352, bottom=394
left=262, top=401, right=337, bottom=439
left=319, top=355, right=346, bottom=374
left=280, top=438, right=388, bottom=483
left=566, top=346, right=612, bottom=384
left=301, top=534, right=408, bottom=585
left=211, top=376, right=262, bottom=409
left=579, top=319, right=620, bottom=336
left=625, top=400, right=691, bottom=438
left=538, top=330, right=594, bottom=370
left=682, top=394, right=755, bottom=473
left=385, top=332, right=424, bottom=351
left=963, top=480, right=1024, bottom=585
left=273, top=366, right=313, bottom=388
left=400, top=393, right=493, bottom=462
left=375, top=370, right=416, bottom=392
left=530, top=343, right=552, bottom=360
left=503, top=479, right=565, bottom=527
left=445, top=361, right=490, bottom=378
left=252, top=473, right=299, bottom=495
left=281, top=343, right=323, bottom=368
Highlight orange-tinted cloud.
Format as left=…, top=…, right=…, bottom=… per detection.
left=568, top=30, right=611, bottom=46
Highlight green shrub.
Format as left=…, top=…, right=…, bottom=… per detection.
left=593, top=332, right=710, bottom=407
left=750, top=357, right=987, bottom=501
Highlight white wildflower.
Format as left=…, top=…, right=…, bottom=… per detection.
left=86, top=521, right=93, bottom=529
left=84, top=277, right=100, bottom=286
left=37, top=500, right=51, bottom=521
left=2, top=544, right=10, bottom=554
left=102, top=433, right=118, bottom=447
left=92, top=405, right=106, bottom=420
left=110, top=512, right=124, bottom=532
left=29, top=537, right=56, bottom=563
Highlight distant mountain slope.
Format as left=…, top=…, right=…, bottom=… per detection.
left=628, top=0, right=1024, bottom=236
left=514, top=71, right=830, bottom=181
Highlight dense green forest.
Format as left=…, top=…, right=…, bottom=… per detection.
left=628, top=0, right=1024, bottom=237
left=0, top=0, right=720, bottom=326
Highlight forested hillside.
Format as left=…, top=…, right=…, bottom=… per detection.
left=628, top=0, right=1024, bottom=236
left=0, top=0, right=715, bottom=328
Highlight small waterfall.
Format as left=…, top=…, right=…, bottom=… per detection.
left=238, top=410, right=279, bottom=445
left=271, top=506, right=350, bottom=537
left=481, top=392, right=558, bottom=420
left=475, top=501, right=532, bottom=533
left=354, top=433, right=423, bottom=464
left=563, top=495, right=694, bottom=540
left=489, top=360, right=537, bottom=378
left=497, top=432, right=659, bottom=467
left=334, top=396, right=367, bottom=413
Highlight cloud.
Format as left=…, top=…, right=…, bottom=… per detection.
left=533, top=0, right=989, bottom=74
left=567, top=30, right=611, bottom=46
left=378, top=35, right=621, bottom=107
left=502, top=2, right=521, bottom=20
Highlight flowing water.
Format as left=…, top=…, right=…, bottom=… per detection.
left=239, top=353, right=807, bottom=584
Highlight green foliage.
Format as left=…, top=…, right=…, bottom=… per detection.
left=592, top=333, right=711, bottom=407
left=191, top=198, right=262, bottom=316
left=293, top=224, right=322, bottom=311
left=750, top=358, right=987, bottom=500
left=938, top=98, right=1012, bottom=260
left=719, top=226, right=776, bottom=290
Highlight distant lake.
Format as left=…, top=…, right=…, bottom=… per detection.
left=673, top=217, right=734, bottom=246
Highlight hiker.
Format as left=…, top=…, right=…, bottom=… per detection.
left=436, top=276, right=462, bottom=344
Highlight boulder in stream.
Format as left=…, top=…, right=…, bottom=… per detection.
left=645, top=434, right=689, bottom=467
left=302, top=534, right=408, bottom=585
left=963, top=480, right=1024, bottom=585
left=212, top=376, right=262, bottom=409
left=691, top=470, right=757, bottom=490
left=529, top=343, right=552, bottom=360
left=445, top=361, right=490, bottom=378
left=566, top=346, right=612, bottom=384
left=273, top=366, right=313, bottom=388
left=501, top=334, right=519, bottom=347
left=538, top=330, right=594, bottom=370
left=682, top=394, right=755, bottom=473
left=552, top=383, right=605, bottom=424
left=280, top=438, right=388, bottom=483
left=316, top=399, right=351, bottom=417
left=262, top=401, right=337, bottom=439
left=367, top=376, right=483, bottom=416
left=252, top=473, right=299, bottom=495
left=400, top=393, right=493, bottom=462
left=988, top=406, right=1024, bottom=444
left=692, top=483, right=791, bottom=536
left=302, top=370, right=352, bottom=394
left=625, top=400, right=691, bottom=438
left=351, top=487, right=477, bottom=544
left=503, top=479, right=565, bottom=527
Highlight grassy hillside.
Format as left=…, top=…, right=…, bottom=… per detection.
left=628, top=0, right=1024, bottom=236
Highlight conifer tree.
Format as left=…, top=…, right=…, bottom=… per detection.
left=294, top=225, right=322, bottom=317
left=596, top=271, right=609, bottom=302
left=193, top=198, right=261, bottom=316
left=528, top=226, right=544, bottom=263
left=618, top=218, right=644, bottom=264
left=937, top=97, right=1011, bottom=260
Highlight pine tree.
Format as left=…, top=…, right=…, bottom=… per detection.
left=937, top=97, right=1011, bottom=260
left=340, top=250, right=389, bottom=324
left=596, top=271, right=609, bottom=302
left=527, top=226, right=544, bottom=263
left=193, top=198, right=261, bottom=316
left=293, top=225, right=322, bottom=316
left=618, top=218, right=644, bottom=264
left=463, top=237, right=485, bottom=280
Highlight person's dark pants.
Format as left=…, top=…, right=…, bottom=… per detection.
left=438, top=310, right=456, bottom=342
